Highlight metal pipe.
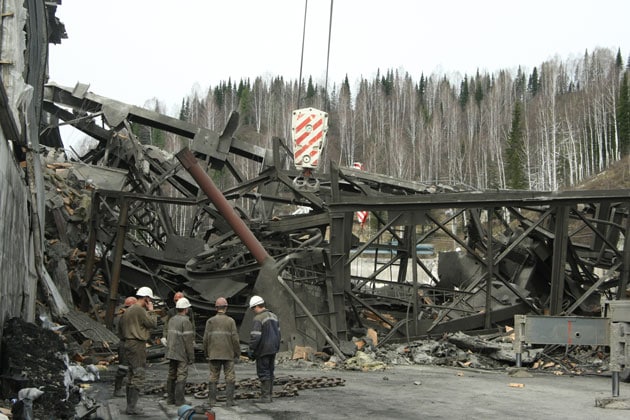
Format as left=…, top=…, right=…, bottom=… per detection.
left=176, top=148, right=272, bottom=265
left=178, top=148, right=345, bottom=359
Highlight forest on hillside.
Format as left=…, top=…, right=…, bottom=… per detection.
left=136, top=47, right=630, bottom=192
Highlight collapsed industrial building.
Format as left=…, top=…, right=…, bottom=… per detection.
left=1, top=1, right=630, bottom=418
left=36, top=82, right=630, bottom=360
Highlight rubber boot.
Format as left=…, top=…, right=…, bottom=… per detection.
left=258, top=379, right=271, bottom=403
left=166, top=378, right=176, bottom=404
left=113, top=375, right=125, bottom=397
left=225, top=382, right=236, bottom=407
left=208, top=382, right=217, bottom=406
left=174, top=381, right=190, bottom=406
left=125, top=386, right=145, bottom=415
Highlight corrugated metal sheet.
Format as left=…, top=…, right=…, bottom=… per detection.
left=62, top=309, right=120, bottom=346
left=0, top=135, right=37, bottom=335
left=0, top=0, right=43, bottom=341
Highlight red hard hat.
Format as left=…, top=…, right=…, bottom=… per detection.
left=215, top=297, right=228, bottom=307
left=124, top=296, right=137, bottom=307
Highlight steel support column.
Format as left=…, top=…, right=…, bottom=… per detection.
left=618, top=204, right=630, bottom=300
left=485, top=207, right=494, bottom=329
left=550, top=205, right=570, bottom=314
left=105, top=197, right=128, bottom=329
left=329, top=164, right=350, bottom=341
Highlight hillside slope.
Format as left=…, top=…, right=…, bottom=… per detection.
left=573, top=156, right=630, bottom=190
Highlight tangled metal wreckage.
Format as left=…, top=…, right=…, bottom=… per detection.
left=38, top=82, right=630, bottom=364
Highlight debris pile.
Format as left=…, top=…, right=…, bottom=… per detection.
left=0, top=317, right=78, bottom=419
left=328, top=329, right=610, bottom=378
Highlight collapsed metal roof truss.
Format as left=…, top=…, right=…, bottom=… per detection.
left=42, top=82, right=630, bottom=352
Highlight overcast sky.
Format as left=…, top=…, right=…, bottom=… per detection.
left=49, top=0, right=629, bottom=115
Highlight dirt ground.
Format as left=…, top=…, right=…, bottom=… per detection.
left=87, top=359, right=630, bottom=420
left=2, top=317, right=629, bottom=419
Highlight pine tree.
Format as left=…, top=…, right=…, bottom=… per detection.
left=505, top=101, right=527, bottom=189
left=214, top=84, right=224, bottom=107
left=528, top=67, right=539, bottom=95
left=616, top=48, right=623, bottom=70
left=474, top=70, right=484, bottom=106
left=238, top=81, right=252, bottom=124
left=305, top=76, right=316, bottom=105
left=418, top=73, right=426, bottom=103
left=515, top=67, right=526, bottom=100
left=618, top=72, right=630, bottom=156
left=381, top=70, right=394, bottom=96
left=179, top=97, right=190, bottom=121
left=459, top=75, right=469, bottom=108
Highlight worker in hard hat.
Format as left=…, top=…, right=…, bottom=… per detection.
left=247, top=295, right=281, bottom=403
left=119, top=286, right=159, bottom=415
left=202, top=297, right=240, bottom=407
left=113, top=296, right=137, bottom=397
left=162, top=291, right=196, bottom=346
left=165, top=297, right=195, bottom=406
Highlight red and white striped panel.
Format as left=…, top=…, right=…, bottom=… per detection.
left=291, top=108, right=328, bottom=170
left=356, top=210, right=368, bottom=225
left=352, top=162, right=368, bottom=225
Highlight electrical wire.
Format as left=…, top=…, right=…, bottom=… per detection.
left=324, top=0, right=334, bottom=102
left=297, top=0, right=334, bottom=110
left=297, top=0, right=308, bottom=108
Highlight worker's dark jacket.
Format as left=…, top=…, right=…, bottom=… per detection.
left=166, top=314, right=195, bottom=364
left=163, top=306, right=196, bottom=338
left=203, top=312, right=240, bottom=360
left=249, top=309, right=281, bottom=357
left=120, top=303, right=157, bottom=341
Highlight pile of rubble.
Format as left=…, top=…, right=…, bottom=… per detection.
left=274, top=328, right=609, bottom=379
left=0, top=318, right=80, bottom=419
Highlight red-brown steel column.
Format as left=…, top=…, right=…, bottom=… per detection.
left=176, top=148, right=272, bottom=265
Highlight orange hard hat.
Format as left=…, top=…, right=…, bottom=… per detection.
left=124, top=296, right=137, bottom=307
left=215, top=297, right=228, bottom=307
left=174, top=292, right=184, bottom=301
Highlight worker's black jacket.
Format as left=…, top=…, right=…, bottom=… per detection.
left=249, top=309, right=281, bottom=357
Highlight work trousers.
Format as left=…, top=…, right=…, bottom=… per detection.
left=115, top=340, right=128, bottom=380
left=209, top=359, right=236, bottom=383
left=122, top=339, right=147, bottom=389
left=167, top=359, right=189, bottom=383
left=255, top=354, right=276, bottom=381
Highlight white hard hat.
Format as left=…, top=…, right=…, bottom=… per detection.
left=249, top=295, right=264, bottom=308
left=136, top=286, right=156, bottom=299
left=175, top=297, right=191, bottom=309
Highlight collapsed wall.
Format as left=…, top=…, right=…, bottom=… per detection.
left=0, top=0, right=66, bottom=346
left=0, top=0, right=41, bottom=341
